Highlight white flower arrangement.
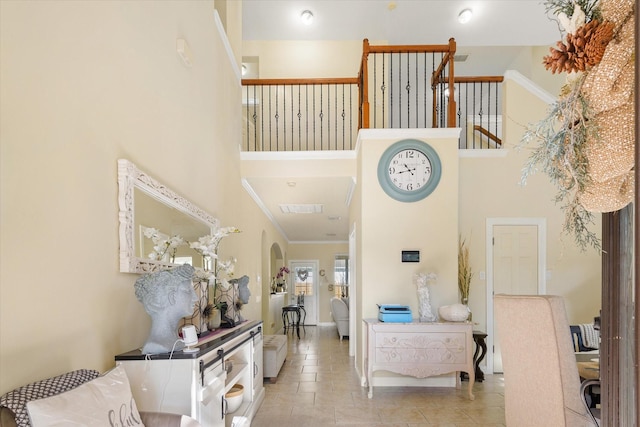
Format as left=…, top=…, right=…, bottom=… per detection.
left=189, top=220, right=240, bottom=259
left=215, top=256, right=237, bottom=292
left=143, top=227, right=185, bottom=262
left=187, top=221, right=241, bottom=311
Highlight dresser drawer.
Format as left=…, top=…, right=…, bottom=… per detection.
left=375, top=332, right=466, bottom=364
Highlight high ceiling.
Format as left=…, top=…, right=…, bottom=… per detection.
left=240, top=0, right=561, bottom=243
left=243, top=0, right=560, bottom=46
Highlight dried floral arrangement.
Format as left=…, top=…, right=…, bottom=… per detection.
left=520, top=0, right=635, bottom=251
left=458, top=236, right=473, bottom=304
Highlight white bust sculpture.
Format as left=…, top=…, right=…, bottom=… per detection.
left=134, top=264, right=197, bottom=354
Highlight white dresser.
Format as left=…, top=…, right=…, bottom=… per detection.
left=116, top=321, right=264, bottom=427
left=363, top=319, right=475, bottom=400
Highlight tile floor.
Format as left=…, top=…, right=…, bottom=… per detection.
left=251, top=325, right=505, bottom=426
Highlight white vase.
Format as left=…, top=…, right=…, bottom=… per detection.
left=438, top=303, right=470, bottom=322
left=207, top=308, right=221, bottom=330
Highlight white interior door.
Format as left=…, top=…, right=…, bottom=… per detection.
left=486, top=218, right=546, bottom=374
left=289, top=260, right=318, bottom=325
left=492, top=225, right=538, bottom=372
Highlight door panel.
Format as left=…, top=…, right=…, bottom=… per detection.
left=493, top=225, right=539, bottom=372
left=289, top=261, right=318, bottom=325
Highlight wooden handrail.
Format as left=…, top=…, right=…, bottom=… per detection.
left=367, top=43, right=455, bottom=54
left=473, top=125, right=502, bottom=145
left=454, top=76, right=504, bottom=83
left=242, top=77, right=359, bottom=86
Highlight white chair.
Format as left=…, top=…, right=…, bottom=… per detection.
left=494, top=294, right=599, bottom=426
left=330, top=297, right=349, bottom=341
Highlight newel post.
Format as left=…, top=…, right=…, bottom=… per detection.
left=360, top=38, right=370, bottom=129
left=447, top=37, right=457, bottom=128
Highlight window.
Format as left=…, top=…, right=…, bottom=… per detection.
left=334, top=255, right=349, bottom=298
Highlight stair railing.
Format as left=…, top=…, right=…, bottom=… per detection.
left=241, top=38, right=503, bottom=151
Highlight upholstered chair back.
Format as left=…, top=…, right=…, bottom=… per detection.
left=494, top=294, right=597, bottom=427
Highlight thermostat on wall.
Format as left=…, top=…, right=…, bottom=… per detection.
left=401, top=250, right=420, bottom=263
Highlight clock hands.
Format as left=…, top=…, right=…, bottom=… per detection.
left=397, top=164, right=415, bottom=175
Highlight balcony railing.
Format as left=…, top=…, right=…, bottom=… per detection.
left=241, top=38, right=503, bottom=151
left=242, top=78, right=359, bottom=152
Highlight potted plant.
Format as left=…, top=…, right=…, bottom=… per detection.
left=276, top=266, right=289, bottom=292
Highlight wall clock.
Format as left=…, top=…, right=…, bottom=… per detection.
left=377, top=139, right=442, bottom=202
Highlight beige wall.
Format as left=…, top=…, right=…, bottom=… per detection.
left=458, top=78, right=601, bottom=337
left=354, top=129, right=461, bottom=374
left=242, top=40, right=365, bottom=78
left=0, top=1, right=285, bottom=394
left=287, top=243, right=349, bottom=324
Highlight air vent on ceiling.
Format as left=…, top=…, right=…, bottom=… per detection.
left=279, top=204, right=323, bottom=214
left=454, top=54, right=469, bottom=62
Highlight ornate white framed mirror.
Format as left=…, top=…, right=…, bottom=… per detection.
left=118, top=159, right=215, bottom=273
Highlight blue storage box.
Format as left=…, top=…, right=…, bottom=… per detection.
left=377, top=304, right=412, bottom=322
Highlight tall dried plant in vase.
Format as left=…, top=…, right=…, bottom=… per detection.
left=458, top=236, right=473, bottom=305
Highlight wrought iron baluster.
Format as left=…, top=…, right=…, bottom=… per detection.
left=268, top=86, right=273, bottom=151
left=373, top=54, right=377, bottom=128
left=313, top=84, right=317, bottom=150
left=390, top=52, right=393, bottom=128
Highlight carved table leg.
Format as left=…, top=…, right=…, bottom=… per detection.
left=463, top=331, right=487, bottom=383
left=474, top=333, right=487, bottom=382
left=467, top=369, right=475, bottom=400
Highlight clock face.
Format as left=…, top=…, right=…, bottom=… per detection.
left=377, top=139, right=442, bottom=202
left=387, top=149, right=432, bottom=191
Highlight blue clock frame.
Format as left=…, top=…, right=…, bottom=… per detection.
left=377, top=139, right=442, bottom=202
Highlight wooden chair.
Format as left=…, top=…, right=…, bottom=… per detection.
left=494, top=294, right=599, bottom=426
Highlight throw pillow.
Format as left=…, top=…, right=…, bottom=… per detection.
left=0, top=369, right=100, bottom=427
left=26, top=365, right=144, bottom=426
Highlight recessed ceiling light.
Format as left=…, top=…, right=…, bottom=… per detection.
left=287, top=181, right=297, bottom=187
left=328, top=215, right=342, bottom=221
left=300, top=10, right=314, bottom=25
left=458, top=9, right=473, bottom=24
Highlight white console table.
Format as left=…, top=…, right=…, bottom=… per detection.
left=116, top=321, right=264, bottom=427
left=363, top=319, right=475, bottom=400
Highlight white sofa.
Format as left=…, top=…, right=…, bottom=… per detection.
left=330, top=297, right=349, bottom=341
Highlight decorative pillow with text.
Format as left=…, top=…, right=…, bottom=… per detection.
left=26, top=365, right=144, bottom=426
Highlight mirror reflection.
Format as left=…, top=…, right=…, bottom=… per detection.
left=135, top=188, right=210, bottom=268
left=118, top=159, right=216, bottom=273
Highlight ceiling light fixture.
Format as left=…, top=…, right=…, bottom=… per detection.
left=300, top=10, right=314, bottom=25
left=458, top=8, right=473, bottom=24
left=279, top=204, right=323, bottom=214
